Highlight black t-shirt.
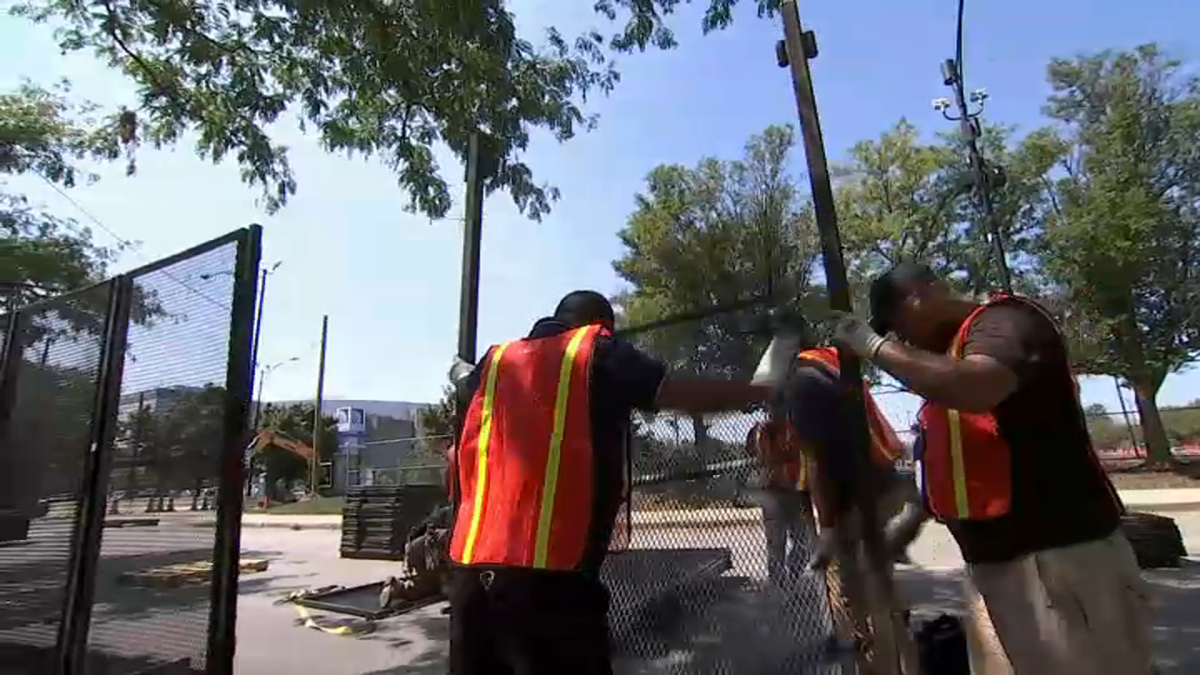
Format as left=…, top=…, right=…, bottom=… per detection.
left=783, top=362, right=898, bottom=522
left=945, top=300, right=1122, bottom=564
left=461, top=319, right=666, bottom=576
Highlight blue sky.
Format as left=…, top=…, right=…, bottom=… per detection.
left=2, top=0, right=1197, bottom=430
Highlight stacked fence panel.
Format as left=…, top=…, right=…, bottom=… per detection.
left=0, top=284, right=114, bottom=672
left=607, top=305, right=843, bottom=674
left=83, top=238, right=246, bottom=673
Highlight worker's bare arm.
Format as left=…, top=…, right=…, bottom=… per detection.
left=872, top=342, right=1017, bottom=413
left=653, top=377, right=773, bottom=415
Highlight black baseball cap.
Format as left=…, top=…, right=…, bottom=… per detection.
left=868, top=262, right=937, bottom=334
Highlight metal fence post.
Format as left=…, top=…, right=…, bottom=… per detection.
left=57, top=277, right=132, bottom=673
left=206, top=225, right=262, bottom=673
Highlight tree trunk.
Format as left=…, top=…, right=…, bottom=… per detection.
left=1132, top=382, right=1173, bottom=468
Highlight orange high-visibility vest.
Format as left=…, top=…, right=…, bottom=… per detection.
left=450, top=324, right=604, bottom=570
left=917, top=295, right=1115, bottom=520
left=795, top=347, right=904, bottom=466
left=748, top=420, right=807, bottom=490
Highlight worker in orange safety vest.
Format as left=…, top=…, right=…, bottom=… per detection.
left=445, top=290, right=778, bottom=675
left=832, top=262, right=1152, bottom=675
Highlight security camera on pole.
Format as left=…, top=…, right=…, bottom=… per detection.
left=935, top=0, right=1013, bottom=294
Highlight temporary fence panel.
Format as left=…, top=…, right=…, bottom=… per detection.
left=0, top=283, right=116, bottom=672
left=0, top=228, right=259, bottom=674
left=607, top=305, right=844, bottom=674
left=83, top=230, right=258, bottom=674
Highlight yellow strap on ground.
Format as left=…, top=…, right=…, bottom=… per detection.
left=290, top=603, right=374, bottom=636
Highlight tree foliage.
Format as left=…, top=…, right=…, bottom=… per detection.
left=13, top=0, right=622, bottom=220
left=415, top=386, right=457, bottom=450
left=257, top=401, right=337, bottom=486
left=615, top=124, right=820, bottom=378
left=1, top=81, right=135, bottom=310
left=1036, top=44, right=1200, bottom=463
left=611, top=43, right=1200, bottom=467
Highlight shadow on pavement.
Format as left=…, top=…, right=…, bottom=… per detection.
left=895, top=563, right=1200, bottom=674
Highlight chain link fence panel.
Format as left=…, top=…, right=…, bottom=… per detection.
left=85, top=234, right=253, bottom=673
left=605, top=305, right=847, bottom=674
left=0, top=283, right=114, bottom=671
left=0, top=228, right=258, bottom=674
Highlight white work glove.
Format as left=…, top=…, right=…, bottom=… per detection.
left=448, top=356, right=475, bottom=386
left=751, top=329, right=806, bottom=387
left=806, top=526, right=840, bottom=573
left=831, top=311, right=888, bottom=361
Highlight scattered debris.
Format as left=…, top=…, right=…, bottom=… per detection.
left=117, top=558, right=269, bottom=589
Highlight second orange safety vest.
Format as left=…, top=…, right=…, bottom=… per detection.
left=917, top=295, right=1108, bottom=521
left=449, top=324, right=604, bottom=571
left=795, top=346, right=905, bottom=466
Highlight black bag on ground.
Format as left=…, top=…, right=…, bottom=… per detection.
left=913, top=613, right=970, bottom=675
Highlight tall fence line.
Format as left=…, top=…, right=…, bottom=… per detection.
left=0, top=227, right=260, bottom=674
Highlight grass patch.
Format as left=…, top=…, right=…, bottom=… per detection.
left=246, top=495, right=346, bottom=515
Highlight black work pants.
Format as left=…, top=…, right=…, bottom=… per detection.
left=448, top=566, right=613, bottom=675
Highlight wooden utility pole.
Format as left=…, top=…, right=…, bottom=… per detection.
left=311, top=315, right=328, bottom=494
left=777, top=2, right=920, bottom=672
left=457, top=133, right=486, bottom=365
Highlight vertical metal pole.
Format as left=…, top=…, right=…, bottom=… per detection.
left=249, top=268, right=268, bottom=427
left=59, top=277, right=132, bottom=672
left=457, top=133, right=485, bottom=365
left=777, top=3, right=917, bottom=673
left=311, top=316, right=329, bottom=494
left=452, top=133, right=488, bottom=510
left=206, top=224, right=262, bottom=674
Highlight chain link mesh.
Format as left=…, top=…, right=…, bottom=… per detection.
left=605, top=307, right=848, bottom=674
left=0, top=283, right=113, bottom=670
left=86, top=240, right=242, bottom=672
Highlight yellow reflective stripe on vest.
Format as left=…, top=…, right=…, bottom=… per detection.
left=532, top=326, right=592, bottom=569
left=460, top=342, right=512, bottom=564
left=946, top=409, right=969, bottom=517
left=947, top=331, right=970, bottom=518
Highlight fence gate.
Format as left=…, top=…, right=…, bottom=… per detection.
left=0, top=227, right=260, bottom=674
left=604, top=305, right=849, bottom=674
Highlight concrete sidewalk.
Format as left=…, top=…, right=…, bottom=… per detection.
left=231, top=487, right=1200, bottom=530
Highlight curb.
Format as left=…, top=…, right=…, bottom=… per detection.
left=240, top=521, right=342, bottom=531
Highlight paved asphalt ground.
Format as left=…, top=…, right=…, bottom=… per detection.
left=2, top=509, right=1198, bottom=673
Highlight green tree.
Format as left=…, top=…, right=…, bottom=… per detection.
left=1037, top=44, right=1200, bottom=466
left=833, top=119, right=1067, bottom=298
left=256, top=402, right=337, bottom=489
left=13, top=0, right=620, bottom=220
left=416, top=386, right=457, bottom=452
left=1, top=82, right=134, bottom=311
left=614, top=124, right=820, bottom=448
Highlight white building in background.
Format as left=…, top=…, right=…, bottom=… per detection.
left=116, top=385, right=204, bottom=419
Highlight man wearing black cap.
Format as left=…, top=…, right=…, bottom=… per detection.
left=445, top=290, right=777, bottom=675
left=831, top=263, right=1153, bottom=675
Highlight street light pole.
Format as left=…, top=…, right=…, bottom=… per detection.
left=250, top=262, right=282, bottom=398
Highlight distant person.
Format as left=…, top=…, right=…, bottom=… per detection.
left=445, top=290, right=778, bottom=675
left=746, top=409, right=815, bottom=584
left=834, top=262, right=1152, bottom=675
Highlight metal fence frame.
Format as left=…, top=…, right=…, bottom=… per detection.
left=0, top=225, right=260, bottom=674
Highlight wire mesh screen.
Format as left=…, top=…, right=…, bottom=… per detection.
left=358, top=436, right=450, bottom=488
left=607, top=306, right=843, bottom=674
left=84, top=239, right=243, bottom=672
left=0, top=283, right=113, bottom=670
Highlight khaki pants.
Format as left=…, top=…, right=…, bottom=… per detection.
left=963, top=531, right=1154, bottom=675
